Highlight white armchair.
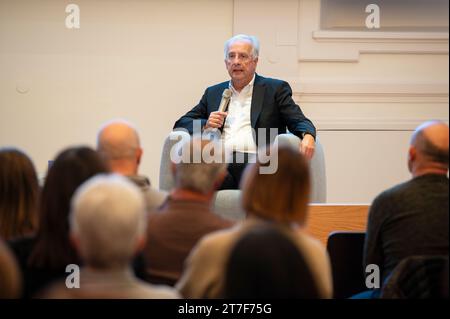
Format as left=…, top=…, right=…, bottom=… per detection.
left=159, top=131, right=326, bottom=221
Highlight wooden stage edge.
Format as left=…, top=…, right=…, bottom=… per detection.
left=304, top=204, right=370, bottom=246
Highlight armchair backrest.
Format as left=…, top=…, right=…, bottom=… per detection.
left=159, top=130, right=190, bottom=192
left=274, top=133, right=326, bottom=203
left=159, top=131, right=326, bottom=203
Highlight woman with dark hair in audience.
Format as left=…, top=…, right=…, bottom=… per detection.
left=224, top=224, right=321, bottom=299
left=9, top=146, right=109, bottom=298
left=176, top=145, right=333, bottom=298
left=0, top=148, right=39, bottom=241
left=0, top=239, right=22, bottom=298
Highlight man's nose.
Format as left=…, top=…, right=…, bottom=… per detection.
left=231, top=58, right=241, bottom=65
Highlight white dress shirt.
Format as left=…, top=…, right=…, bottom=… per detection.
left=222, top=75, right=257, bottom=154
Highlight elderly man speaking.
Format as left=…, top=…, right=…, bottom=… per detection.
left=173, top=34, right=316, bottom=189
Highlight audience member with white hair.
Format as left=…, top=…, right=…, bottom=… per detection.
left=97, top=119, right=168, bottom=212
left=43, top=174, right=178, bottom=299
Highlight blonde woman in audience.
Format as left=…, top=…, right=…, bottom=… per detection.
left=176, top=145, right=333, bottom=298
left=0, top=148, right=39, bottom=241
left=42, top=174, right=178, bottom=299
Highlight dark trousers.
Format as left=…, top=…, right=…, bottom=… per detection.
left=219, top=152, right=255, bottom=190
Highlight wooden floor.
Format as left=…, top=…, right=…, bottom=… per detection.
left=304, top=204, right=370, bottom=246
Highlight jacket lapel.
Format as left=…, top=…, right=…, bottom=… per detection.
left=251, top=74, right=265, bottom=129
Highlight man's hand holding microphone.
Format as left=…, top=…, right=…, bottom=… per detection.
left=204, top=89, right=231, bottom=130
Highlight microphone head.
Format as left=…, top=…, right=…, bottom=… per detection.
left=222, top=88, right=231, bottom=99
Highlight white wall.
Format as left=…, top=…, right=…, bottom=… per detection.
left=0, top=0, right=233, bottom=188
left=234, top=0, right=449, bottom=203
left=0, top=0, right=448, bottom=203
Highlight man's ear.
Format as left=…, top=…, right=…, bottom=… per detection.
left=409, top=146, right=416, bottom=161
left=407, top=146, right=416, bottom=173
left=136, top=148, right=143, bottom=165
left=134, top=235, right=147, bottom=255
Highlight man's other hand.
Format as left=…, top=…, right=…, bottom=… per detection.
left=300, top=134, right=315, bottom=160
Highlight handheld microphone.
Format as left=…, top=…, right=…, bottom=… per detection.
left=204, top=89, right=231, bottom=140
left=218, top=89, right=232, bottom=113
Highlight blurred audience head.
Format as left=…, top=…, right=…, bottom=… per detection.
left=408, top=120, right=449, bottom=177
left=224, top=224, right=320, bottom=298
left=0, top=147, right=39, bottom=240
left=172, top=137, right=227, bottom=195
left=29, top=146, right=109, bottom=269
left=70, top=174, right=147, bottom=269
left=0, top=239, right=22, bottom=298
left=241, top=145, right=310, bottom=225
left=97, top=119, right=142, bottom=175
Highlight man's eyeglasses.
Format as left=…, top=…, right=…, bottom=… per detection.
left=226, top=53, right=253, bottom=63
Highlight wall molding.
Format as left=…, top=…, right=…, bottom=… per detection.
left=312, top=31, right=449, bottom=42
left=298, top=1, right=449, bottom=62
left=302, top=30, right=449, bottom=62
left=299, top=33, right=449, bottom=62
left=289, top=80, right=449, bottom=103
left=289, top=80, right=449, bottom=130
left=313, top=118, right=449, bottom=131
left=295, top=93, right=448, bottom=104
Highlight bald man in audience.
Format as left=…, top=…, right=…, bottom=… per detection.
left=97, top=120, right=167, bottom=212
left=364, top=120, right=449, bottom=290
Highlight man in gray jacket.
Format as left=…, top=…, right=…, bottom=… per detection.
left=362, top=120, right=449, bottom=297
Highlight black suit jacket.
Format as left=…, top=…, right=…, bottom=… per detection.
left=173, top=74, right=316, bottom=146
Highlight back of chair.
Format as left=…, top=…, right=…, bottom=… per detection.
left=381, top=255, right=449, bottom=299
left=212, top=190, right=245, bottom=221
left=274, top=134, right=326, bottom=203
left=326, top=231, right=366, bottom=299
left=161, top=132, right=326, bottom=197
left=159, top=132, right=327, bottom=221
left=159, top=130, right=191, bottom=191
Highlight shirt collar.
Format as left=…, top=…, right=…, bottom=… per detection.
left=229, top=73, right=256, bottom=95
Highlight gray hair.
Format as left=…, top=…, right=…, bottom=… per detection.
left=174, top=138, right=228, bottom=194
left=224, top=34, right=260, bottom=59
left=69, top=174, right=146, bottom=268
left=96, top=119, right=140, bottom=160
